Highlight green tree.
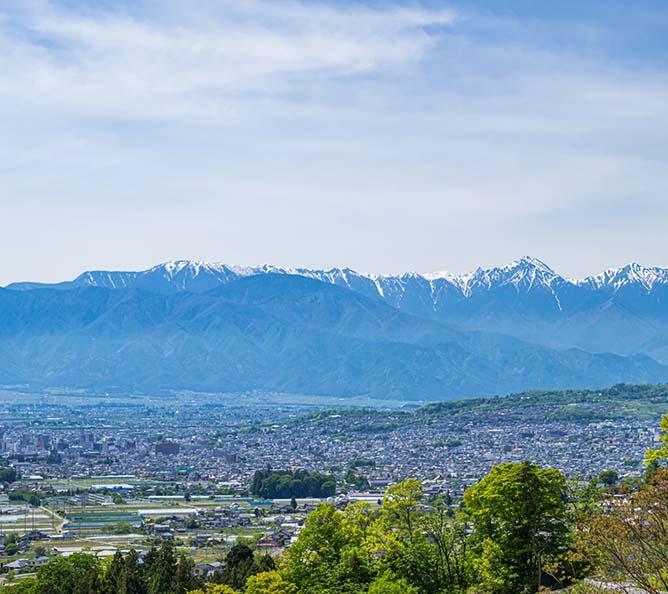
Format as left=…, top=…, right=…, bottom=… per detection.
left=34, top=553, right=101, bottom=594
left=368, top=572, right=419, bottom=594
left=174, top=555, right=199, bottom=594
left=226, top=544, right=254, bottom=568
left=598, top=470, right=619, bottom=487
left=211, top=544, right=258, bottom=591
left=374, top=479, right=445, bottom=593
left=0, top=466, right=18, bottom=484
left=124, top=549, right=147, bottom=594
left=186, top=586, right=237, bottom=594
left=4, top=542, right=19, bottom=556
left=646, top=414, right=668, bottom=466
left=141, top=547, right=158, bottom=577
left=250, top=469, right=335, bottom=498
left=148, top=541, right=176, bottom=594
left=282, top=503, right=356, bottom=593
left=102, top=551, right=125, bottom=594
left=253, top=555, right=276, bottom=574
left=463, top=461, right=569, bottom=594
left=379, top=479, right=425, bottom=537
left=645, top=457, right=660, bottom=483
left=421, top=500, right=471, bottom=592
left=244, top=571, right=298, bottom=594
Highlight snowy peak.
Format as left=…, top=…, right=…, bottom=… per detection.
left=491, top=256, right=558, bottom=283
left=150, top=260, right=246, bottom=278
left=579, top=263, right=668, bottom=293
left=454, top=256, right=561, bottom=295
left=8, top=258, right=668, bottom=301
left=422, top=270, right=459, bottom=283
left=72, top=270, right=138, bottom=289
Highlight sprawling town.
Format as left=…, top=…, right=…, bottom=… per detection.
left=0, top=385, right=662, bottom=584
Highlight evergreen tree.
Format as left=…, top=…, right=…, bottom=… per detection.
left=124, top=549, right=147, bottom=594
left=148, top=541, right=177, bottom=594
left=102, top=551, right=125, bottom=594
left=141, top=547, right=158, bottom=578
left=211, top=544, right=258, bottom=591
left=173, top=555, right=199, bottom=594
left=254, top=555, right=276, bottom=573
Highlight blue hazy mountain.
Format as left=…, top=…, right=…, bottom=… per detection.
left=2, top=270, right=668, bottom=400
left=9, top=257, right=668, bottom=363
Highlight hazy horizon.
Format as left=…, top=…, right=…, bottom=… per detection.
left=7, top=254, right=668, bottom=287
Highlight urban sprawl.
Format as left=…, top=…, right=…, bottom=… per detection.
left=0, top=390, right=659, bottom=582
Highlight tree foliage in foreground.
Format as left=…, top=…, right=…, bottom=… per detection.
left=463, top=461, right=569, bottom=593
left=0, top=463, right=576, bottom=594
left=280, top=466, right=574, bottom=594
left=588, top=472, right=668, bottom=594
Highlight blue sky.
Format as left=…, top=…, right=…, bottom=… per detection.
left=1, top=0, right=667, bottom=284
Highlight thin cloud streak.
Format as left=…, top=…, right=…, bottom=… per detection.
left=0, top=0, right=456, bottom=120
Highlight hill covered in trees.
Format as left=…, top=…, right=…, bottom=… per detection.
left=418, top=382, right=668, bottom=420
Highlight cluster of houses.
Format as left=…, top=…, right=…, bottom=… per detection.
left=2, top=396, right=661, bottom=509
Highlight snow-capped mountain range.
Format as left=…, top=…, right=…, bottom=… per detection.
left=9, top=256, right=668, bottom=362
left=4, top=257, right=668, bottom=399
left=8, top=256, right=668, bottom=297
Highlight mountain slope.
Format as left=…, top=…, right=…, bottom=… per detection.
left=9, top=257, right=668, bottom=362
left=2, top=275, right=667, bottom=400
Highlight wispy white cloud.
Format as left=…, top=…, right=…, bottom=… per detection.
left=0, top=0, right=456, bottom=120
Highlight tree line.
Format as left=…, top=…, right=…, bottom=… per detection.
left=1, top=541, right=278, bottom=594
left=250, top=468, right=335, bottom=499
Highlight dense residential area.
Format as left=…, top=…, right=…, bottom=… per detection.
left=1, top=385, right=661, bottom=499
left=2, top=385, right=668, bottom=592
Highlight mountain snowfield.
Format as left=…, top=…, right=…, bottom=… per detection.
left=4, top=257, right=668, bottom=400
left=10, top=256, right=668, bottom=298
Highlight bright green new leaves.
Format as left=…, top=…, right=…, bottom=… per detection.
left=368, top=572, right=419, bottom=594
left=379, top=478, right=425, bottom=537
left=282, top=502, right=371, bottom=593
left=244, top=571, right=298, bottom=594
left=645, top=413, right=668, bottom=467
left=1, top=467, right=582, bottom=594
left=282, top=480, right=472, bottom=594
left=463, top=461, right=568, bottom=594
left=376, top=479, right=469, bottom=594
